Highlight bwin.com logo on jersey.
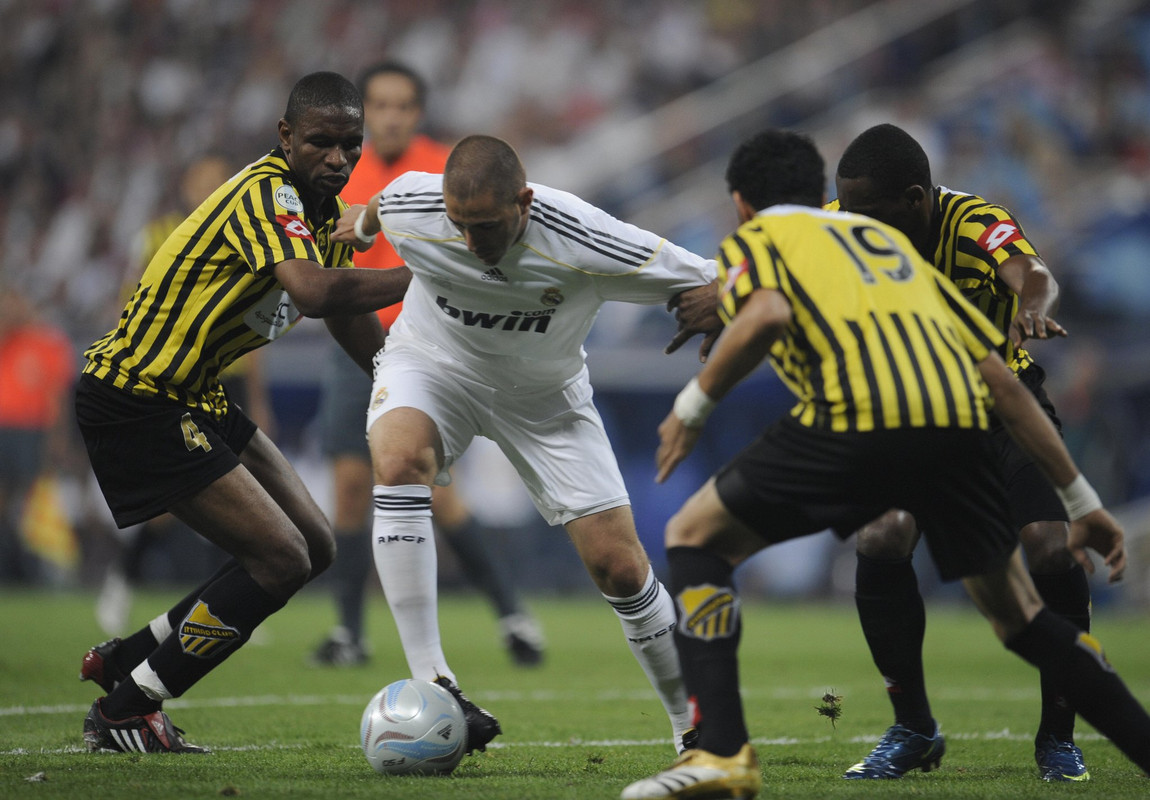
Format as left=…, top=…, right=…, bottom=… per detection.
left=676, top=584, right=740, bottom=641
left=435, top=296, right=554, bottom=333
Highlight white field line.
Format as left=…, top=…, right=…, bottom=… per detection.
left=0, top=685, right=1051, bottom=719
left=3, top=729, right=1111, bottom=758
left=2, top=685, right=1117, bottom=757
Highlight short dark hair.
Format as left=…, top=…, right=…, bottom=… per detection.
left=283, top=71, right=362, bottom=125
left=836, top=123, right=932, bottom=200
left=444, top=135, right=526, bottom=204
left=358, top=61, right=428, bottom=109
left=725, top=129, right=825, bottom=211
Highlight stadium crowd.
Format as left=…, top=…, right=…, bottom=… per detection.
left=7, top=1, right=1148, bottom=338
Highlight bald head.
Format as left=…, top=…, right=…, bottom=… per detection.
left=444, top=135, right=526, bottom=205
left=441, top=136, right=533, bottom=267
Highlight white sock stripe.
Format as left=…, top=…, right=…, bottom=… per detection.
left=149, top=612, right=172, bottom=643
left=130, top=661, right=173, bottom=702
left=373, top=495, right=432, bottom=511
left=605, top=569, right=660, bottom=615
left=372, top=484, right=433, bottom=514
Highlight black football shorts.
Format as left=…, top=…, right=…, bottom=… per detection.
left=75, top=374, right=257, bottom=528
left=715, top=416, right=1017, bottom=581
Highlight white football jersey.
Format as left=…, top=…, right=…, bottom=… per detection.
left=377, top=172, right=717, bottom=393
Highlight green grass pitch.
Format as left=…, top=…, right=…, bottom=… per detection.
left=1, top=586, right=1147, bottom=798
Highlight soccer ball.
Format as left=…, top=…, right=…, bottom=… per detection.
left=360, top=678, right=468, bottom=775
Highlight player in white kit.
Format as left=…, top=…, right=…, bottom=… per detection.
left=335, top=134, right=717, bottom=755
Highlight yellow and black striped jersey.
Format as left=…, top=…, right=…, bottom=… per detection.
left=84, top=148, right=355, bottom=418
left=716, top=205, right=1005, bottom=433
left=127, top=213, right=253, bottom=383
left=827, top=187, right=1039, bottom=373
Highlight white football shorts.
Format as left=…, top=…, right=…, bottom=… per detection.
left=366, top=341, right=629, bottom=526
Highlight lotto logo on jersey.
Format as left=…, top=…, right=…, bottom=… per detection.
left=676, top=584, right=740, bottom=641
left=976, top=220, right=1023, bottom=253
left=721, top=259, right=750, bottom=298
left=276, top=214, right=314, bottom=241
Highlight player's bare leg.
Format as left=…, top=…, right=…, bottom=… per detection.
left=567, top=506, right=692, bottom=751
left=622, top=478, right=762, bottom=799
left=367, top=407, right=501, bottom=753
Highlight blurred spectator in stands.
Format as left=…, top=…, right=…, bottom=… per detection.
left=0, top=285, right=75, bottom=582
left=1046, top=339, right=1135, bottom=506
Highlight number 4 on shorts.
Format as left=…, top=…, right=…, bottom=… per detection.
left=180, top=413, right=213, bottom=453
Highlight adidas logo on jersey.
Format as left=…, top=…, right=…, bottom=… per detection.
left=481, top=268, right=508, bottom=282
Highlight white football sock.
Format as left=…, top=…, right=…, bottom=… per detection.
left=371, top=484, right=453, bottom=683
left=130, top=660, right=173, bottom=702
left=148, top=612, right=173, bottom=643
left=604, top=566, right=692, bottom=745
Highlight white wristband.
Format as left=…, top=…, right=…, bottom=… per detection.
left=1055, top=473, right=1102, bottom=521
left=353, top=209, right=377, bottom=245
left=673, top=377, right=717, bottom=428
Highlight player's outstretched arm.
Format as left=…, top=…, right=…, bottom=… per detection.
left=655, top=412, right=703, bottom=484
left=656, top=288, right=789, bottom=482
left=274, top=257, right=410, bottom=318
left=664, top=280, right=723, bottom=362
left=998, top=254, right=1068, bottom=346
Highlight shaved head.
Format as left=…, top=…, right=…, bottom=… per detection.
left=444, top=135, right=526, bottom=205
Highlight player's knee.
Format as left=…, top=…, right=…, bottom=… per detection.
left=855, top=509, right=918, bottom=560
left=584, top=548, right=649, bottom=597
left=372, top=451, right=437, bottom=487
left=665, top=506, right=711, bottom=549
left=1020, top=522, right=1074, bottom=573
left=598, top=562, right=650, bottom=598
left=252, top=535, right=312, bottom=597
left=307, top=526, right=337, bottom=577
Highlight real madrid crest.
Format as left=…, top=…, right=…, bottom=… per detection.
left=370, top=386, right=389, bottom=410
left=540, top=287, right=564, bottom=307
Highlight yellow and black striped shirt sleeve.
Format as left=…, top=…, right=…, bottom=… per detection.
left=934, top=189, right=1040, bottom=373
